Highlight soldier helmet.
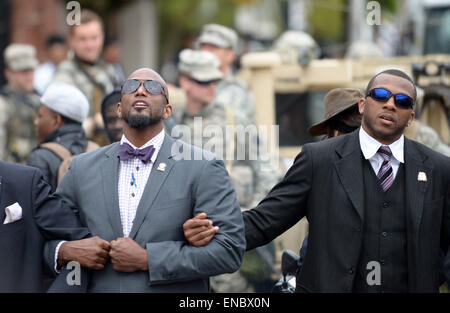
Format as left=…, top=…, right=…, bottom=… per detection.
left=178, top=49, right=224, bottom=82
left=273, top=30, right=321, bottom=65
left=197, top=24, right=239, bottom=52
left=4, top=43, right=39, bottom=71
left=345, top=40, right=383, bottom=59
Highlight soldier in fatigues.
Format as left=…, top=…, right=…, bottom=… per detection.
left=197, top=24, right=278, bottom=209
left=405, top=120, right=450, bottom=156
left=197, top=25, right=281, bottom=291
left=0, top=44, right=40, bottom=163
left=52, top=9, right=118, bottom=146
left=197, top=24, right=256, bottom=131
left=169, top=49, right=279, bottom=292
left=167, top=49, right=227, bottom=154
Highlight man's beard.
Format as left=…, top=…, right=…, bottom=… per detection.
left=123, top=113, right=160, bottom=129
left=362, top=114, right=406, bottom=142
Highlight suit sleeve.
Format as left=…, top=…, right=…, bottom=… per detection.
left=41, top=158, right=90, bottom=274
left=32, top=166, right=90, bottom=241
left=244, top=143, right=313, bottom=251
left=441, top=160, right=450, bottom=253
left=145, top=159, right=246, bottom=285
left=27, top=149, right=53, bottom=190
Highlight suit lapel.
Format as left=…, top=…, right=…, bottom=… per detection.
left=404, top=138, right=430, bottom=238
left=403, top=138, right=431, bottom=292
left=128, top=136, right=176, bottom=239
left=101, top=143, right=124, bottom=238
left=0, top=176, right=5, bottom=222
left=334, top=131, right=365, bottom=221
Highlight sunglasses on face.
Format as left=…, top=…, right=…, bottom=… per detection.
left=122, top=79, right=168, bottom=103
left=366, top=88, right=414, bottom=109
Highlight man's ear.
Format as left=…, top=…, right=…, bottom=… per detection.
left=225, top=49, right=235, bottom=67
left=117, top=102, right=122, bottom=119
left=407, top=110, right=415, bottom=127
left=179, top=75, right=189, bottom=89
left=55, top=113, right=64, bottom=127
left=358, top=98, right=365, bottom=114
left=162, top=104, right=172, bottom=120
left=4, top=68, right=11, bottom=81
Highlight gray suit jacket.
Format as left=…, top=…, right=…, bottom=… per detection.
left=45, top=135, right=245, bottom=292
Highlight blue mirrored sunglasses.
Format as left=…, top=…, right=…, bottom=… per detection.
left=122, top=79, right=168, bottom=103
left=366, top=88, right=414, bottom=109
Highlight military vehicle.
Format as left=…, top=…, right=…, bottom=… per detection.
left=236, top=51, right=450, bottom=273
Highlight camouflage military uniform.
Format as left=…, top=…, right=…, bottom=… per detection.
left=172, top=47, right=280, bottom=292
left=214, top=73, right=279, bottom=209
left=171, top=94, right=279, bottom=293
left=0, top=85, right=40, bottom=163
left=52, top=53, right=118, bottom=145
left=215, top=72, right=256, bottom=129
left=405, top=120, right=450, bottom=157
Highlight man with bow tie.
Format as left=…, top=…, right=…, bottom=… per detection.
left=44, top=68, right=245, bottom=292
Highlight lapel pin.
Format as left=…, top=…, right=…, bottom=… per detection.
left=157, top=163, right=166, bottom=172
left=417, top=171, right=427, bottom=182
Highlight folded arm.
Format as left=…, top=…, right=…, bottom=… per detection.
left=145, top=159, right=246, bottom=285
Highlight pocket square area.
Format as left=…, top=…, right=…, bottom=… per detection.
left=3, top=202, right=23, bottom=224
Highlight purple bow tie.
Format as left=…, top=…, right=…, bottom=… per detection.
left=118, top=142, right=155, bottom=163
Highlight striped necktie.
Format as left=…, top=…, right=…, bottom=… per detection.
left=377, top=146, right=394, bottom=192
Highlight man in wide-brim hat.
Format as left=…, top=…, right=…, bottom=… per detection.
left=309, top=88, right=364, bottom=138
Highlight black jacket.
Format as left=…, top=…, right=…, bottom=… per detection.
left=27, top=124, right=88, bottom=194
left=244, top=129, right=450, bottom=293
left=0, top=161, right=90, bottom=292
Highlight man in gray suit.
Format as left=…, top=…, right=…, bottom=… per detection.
left=45, top=68, right=245, bottom=292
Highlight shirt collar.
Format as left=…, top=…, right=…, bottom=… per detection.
left=120, top=129, right=165, bottom=163
left=359, top=126, right=404, bottom=163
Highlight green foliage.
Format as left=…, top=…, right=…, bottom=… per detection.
left=156, top=0, right=240, bottom=63
left=308, top=0, right=347, bottom=43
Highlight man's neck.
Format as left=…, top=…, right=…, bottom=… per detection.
left=123, top=124, right=164, bottom=148
left=361, top=124, right=401, bottom=146
left=186, top=98, right=205, bottom=115
left=74, top=54, right=98, bottom=66
left=220, top=66, right=231, bottom=76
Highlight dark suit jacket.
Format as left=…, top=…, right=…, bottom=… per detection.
left=244, top=129, right=450, bottom=293
left=0, top=161, right=90, bottom=292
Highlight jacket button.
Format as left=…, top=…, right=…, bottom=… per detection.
left=382, top=202, right=389, bottom=208
left=348, top=268, right=354, bottom=275
left=381, top=231, right=388, bottom=238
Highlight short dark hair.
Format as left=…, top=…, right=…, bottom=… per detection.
left=46, top=34, right=66, bottom=47
left=365, top=69, right=417, bottom=102
left=69, top=9, right=104, bottom=35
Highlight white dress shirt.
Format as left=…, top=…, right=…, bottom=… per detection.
left=118, top=129, right=165, bottom=237
left=359, top=127, right=404, bottom=179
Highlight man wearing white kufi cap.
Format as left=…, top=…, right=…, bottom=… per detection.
left=27, top=82, right=99, bottom=192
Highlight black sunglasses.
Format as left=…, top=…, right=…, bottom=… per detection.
left=122, top=79, right=168, bottom=103
left=366, top=88, right=414, bottom=109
